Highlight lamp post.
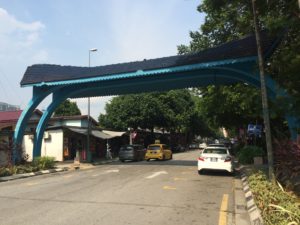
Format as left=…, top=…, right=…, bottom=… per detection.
left=87, top=48, right=97, bottom=162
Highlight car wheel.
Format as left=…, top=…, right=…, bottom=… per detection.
left=147, top=159, right=150, bottom=161
left=198, top=170, right=203, bottom=175
left=170, top=154, right=173, bottom=160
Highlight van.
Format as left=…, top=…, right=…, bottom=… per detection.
left=119, top=144, right=145, bottom=162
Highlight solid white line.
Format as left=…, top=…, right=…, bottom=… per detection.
left=146, top=171, right=168, bottom=179
left=105, top=169, right=119, bottom=173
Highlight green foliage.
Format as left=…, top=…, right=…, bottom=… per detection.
left=178, top=0, right=300, bottom=135
left=54, top=99, right=81, bottom=116
left=248, top=171, right=300, bottom=225
left=99, top=90, right=215, bottom=138
left=32, top=156, right=55, bottom=170
left=0, top=157, right=56, bottom=177
left=237, top=145, right=264, bottom=164
left=0, top=167, right=14, bottom=177
left=198, top=84, right=262, bottom=131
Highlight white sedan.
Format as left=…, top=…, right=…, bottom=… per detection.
left=198, top=147, right=234, bottom=174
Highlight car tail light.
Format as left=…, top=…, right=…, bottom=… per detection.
left=198, top=157, right=205, bottom=161
left=224, top=156, right=232, bottom=162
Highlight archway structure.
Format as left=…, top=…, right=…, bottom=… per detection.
left=15, top=32, right=299, bottom=160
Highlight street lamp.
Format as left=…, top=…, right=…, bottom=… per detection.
left=87, top=48, right=97, bottom=162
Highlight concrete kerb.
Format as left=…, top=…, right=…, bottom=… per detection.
left=240, top=171, right=264, bottom=225
left=0, top=158, right=119, bottom=183
left=0, top=168, right=68, bottom=183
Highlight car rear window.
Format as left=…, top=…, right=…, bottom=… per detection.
left=203, top=148, right=227, bottom=154
left=148, top=146, right=161, bottom=150
left=120, top=146, right=134, bottom=151
left=209, top=144, right=225, bottom=147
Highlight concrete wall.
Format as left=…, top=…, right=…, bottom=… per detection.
left=24, top=129, right=64, bottom=161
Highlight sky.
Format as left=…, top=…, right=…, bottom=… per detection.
left=0, top=0, right=204, bottom=120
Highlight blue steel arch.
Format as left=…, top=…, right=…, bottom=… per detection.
left=15, top=31, right=300, bottom=160
left=29, top=62, right=297, bottom=158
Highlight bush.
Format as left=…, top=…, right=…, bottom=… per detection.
left=248, top=171, right=300, bottom=225
left=237, top=145, right=264, bottom=164
left=0, top=166, right=17, bottom=177
left=32, top=156, right=55, bottom=170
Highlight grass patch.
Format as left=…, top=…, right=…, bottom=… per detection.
left=247, top=170, right=300, bottom=225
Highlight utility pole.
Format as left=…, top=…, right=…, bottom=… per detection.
left=251, top=0, right=275, bottom=181
left=87, top=48, right=97, bottom=162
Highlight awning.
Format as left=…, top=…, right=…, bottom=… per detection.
left=67, top=127, right=120, bottom=139
left=68, top=127, right=87, bottom=136
left=102, top=130, right=126, bottom=138
left=91, top=130, right=112, bottom=139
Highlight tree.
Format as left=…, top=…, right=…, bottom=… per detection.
left=177, top=0, right=300, bottom=137
left=54, top=99, right=81, bottom=116
left=98, top=90, right=214, bottom=138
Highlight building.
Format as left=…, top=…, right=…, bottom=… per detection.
left=0, top=110, right=126, bottom=165
left=23, top=115, right=126, bottom=162
left=0, top=102, right=20, bottom=111
left=0, top=109, right=42, bottom=166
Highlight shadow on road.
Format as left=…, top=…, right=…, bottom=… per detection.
left=199, top=170, right=235, bottom=177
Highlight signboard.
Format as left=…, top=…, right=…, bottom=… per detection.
left=247, top=124, right=262, bottom=136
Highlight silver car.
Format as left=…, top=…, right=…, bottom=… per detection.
left=119, top=144, right=145, bottom=162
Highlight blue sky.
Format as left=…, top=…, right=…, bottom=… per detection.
left=0, top=0, right=204, bottom=119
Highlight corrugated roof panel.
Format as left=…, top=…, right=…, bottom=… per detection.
left=20, top=32, right=275, bottom=87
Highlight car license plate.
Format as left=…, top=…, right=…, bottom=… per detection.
left=211, top=158, right=218, bottom=162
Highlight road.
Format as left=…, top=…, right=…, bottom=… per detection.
left=0, top=150, right=236, bottom=225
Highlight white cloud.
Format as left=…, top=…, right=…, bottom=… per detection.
left=0, top=8, right=48, bottom=108
left=0, top=8, right=45, bottom=49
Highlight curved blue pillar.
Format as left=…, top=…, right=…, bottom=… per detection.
left=33, top=91, right=68, bottom=158
left=13, top=87, right=54, bottom=163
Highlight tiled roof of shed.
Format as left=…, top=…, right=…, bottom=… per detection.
left=21, top=32, right=276, bottom=86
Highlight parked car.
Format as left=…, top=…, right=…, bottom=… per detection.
left=208, top=143, right=226, bottom=148
left=197, top=146, right=234, bottom=174
left=119, top=144, right=145, bottom=162
left=188, top=143, right=199, bottom=150
left=171, top=144, right=186, bottom=153
left=145, top=144, right=173, bottom=161
left=199, top=142, right=207, bottom=150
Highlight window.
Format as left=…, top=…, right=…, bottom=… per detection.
left=203, top=148, right=227, bottom=154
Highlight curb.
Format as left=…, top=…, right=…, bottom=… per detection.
left=92, top=158, right=119, bottom=165
left=240, top=172, right=264, bottom=225
left=0, top=158, right=119, bottom=183
left=0, top=168, right=69, bottom=183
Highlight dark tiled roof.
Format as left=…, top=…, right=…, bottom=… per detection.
left=21, top=32, right=276, bottom=86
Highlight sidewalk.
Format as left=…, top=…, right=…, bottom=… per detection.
left=0, top=157, right=119, bottom=183
left=55, top=157, right=119, bottom=170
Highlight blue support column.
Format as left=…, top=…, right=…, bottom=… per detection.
left=13, top=87, right=52, bottom=163
left=33, top=91, right=68, bottom=158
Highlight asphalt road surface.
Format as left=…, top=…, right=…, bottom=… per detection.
left=0, top=150, right=235, bottom=225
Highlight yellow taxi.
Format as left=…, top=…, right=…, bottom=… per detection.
left=145, top=144, right=173, bottom=161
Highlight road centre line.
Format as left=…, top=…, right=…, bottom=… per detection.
left=146, top=171, right=168, bottom=179
left=24, top=182, right=39, bottom=186
left=105, top=169, right=119, bottom=173
left=173, top=177, right=186, bottom=181
left=163, top=186, right=176, bottom=190
left=218, top=194, right=229, bottom=225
